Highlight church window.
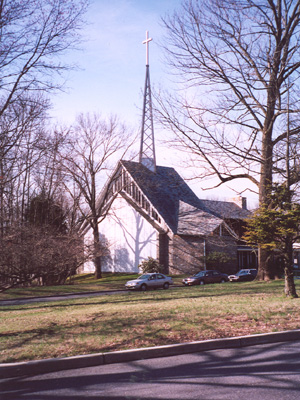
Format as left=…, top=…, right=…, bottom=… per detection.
left=145, top=198, right=150, bottom=212
left=145, top=200, right=150, bottom=212
left=141, top=195, right=150, bottom=213
left=123, top=173, right=131, bottom=195
left=213, top=224, right=230, bottom=236
left=123, top=171, right=127, bottom=188
left=221, top=224, right=231, bottom=236
left=132, top=183, right=136, bottom=199
left=151, top=209, right=161, bottom=223
left=131, top=184, right=142, bottom=204
left=115, top=175, right=122, bottom=191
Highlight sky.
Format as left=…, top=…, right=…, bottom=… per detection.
left=51, top=0, right=178, bottom=126
left=50, top=0, right=258, bottom=209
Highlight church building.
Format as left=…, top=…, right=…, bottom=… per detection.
left=82, top=32, right=255, bottom=276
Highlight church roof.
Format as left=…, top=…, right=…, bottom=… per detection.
left=177, top=201, right=223, bottom=235
left=198, top=199, right=251, bottom=220
left=121, top=160, right=250, bottom=235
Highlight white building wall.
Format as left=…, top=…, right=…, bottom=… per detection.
left=83, top=195, right=158, bottom=273
left=83, top=229, right=96, bottom=273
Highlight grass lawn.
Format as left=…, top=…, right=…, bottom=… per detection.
left=1, top=279, right=300, bottom=363
left=0, top=273, right=185, bottom=300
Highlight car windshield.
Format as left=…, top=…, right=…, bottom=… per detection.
left=236, top=270, right=249, bottom=275
left=138, top=274, right=151, bottom=280
left=194, top=271, right=205, bottom=277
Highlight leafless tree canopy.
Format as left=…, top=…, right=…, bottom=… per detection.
left=59, top=113, right=134, bottom=278
left=158, top=0, right=300, bottom=200
left=0, top=0, right=89, bottom=289
left=0, top=0, right=88, bottom=229
left=157, top=0, right=300, bottom=280
left=0, top=0, right=88, bottom=117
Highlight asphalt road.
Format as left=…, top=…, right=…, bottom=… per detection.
left=1, top=340, right=300, bottom=400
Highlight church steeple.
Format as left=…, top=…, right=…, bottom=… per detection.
left=139, top=31, right=156, bottom=173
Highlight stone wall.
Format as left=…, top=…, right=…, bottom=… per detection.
left=157, top=233, right=170, bottom=274
left=169, top=234, right=238, bottom=275
left=169, top=235, right=205, bottom=275
left=205, top=236, right=238, bottom=274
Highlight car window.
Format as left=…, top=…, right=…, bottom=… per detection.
left=157, top=274, right=164, bottom=279
left=149, top=275, right=156, bottom=280
left=205, top=271, right=213, bottom=276
left=195, top=272, right=204, bottom=277
left=212, top=271, right=220, bottom=276
left=139, top=274, right=150, bottom=280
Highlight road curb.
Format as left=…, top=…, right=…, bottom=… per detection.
left=1, top=329, right=300, bottom=379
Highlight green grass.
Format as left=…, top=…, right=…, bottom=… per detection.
left=1, top=279, right=300, bottom=363
left=0, top=273, right=186, bottom=300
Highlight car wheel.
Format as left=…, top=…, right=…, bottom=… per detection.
left=220, top=279, right=226, bottom=283
left=199, top=280, right=205, bottom=285
left=163, top=282, right=169, bottom=290
left=140, top=284, right=147, bottom=291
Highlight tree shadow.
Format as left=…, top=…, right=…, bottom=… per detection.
left=0, top=288, right=232, bottom=314
left=1, top=341, right=300, bottom=399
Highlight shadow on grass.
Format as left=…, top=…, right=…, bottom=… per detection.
left=0, top=280, right=291, bottom=313
left=1, top=280, right=299, bottom=363
left=1, top=310, right=183, bottom=362
left=0, top=273, right=140, bottom=300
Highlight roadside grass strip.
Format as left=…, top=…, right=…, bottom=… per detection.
left=1, top=280, right=300, bottom=363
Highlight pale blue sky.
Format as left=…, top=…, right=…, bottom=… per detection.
left=51, top=0, right=180, bottom=126
left=50, top=0, right=258, bottom=207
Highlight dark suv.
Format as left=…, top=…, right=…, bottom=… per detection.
left=182, top=270, right=228, bottom=286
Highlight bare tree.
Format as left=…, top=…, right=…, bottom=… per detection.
left=0, top=95, right=50, bottom=233
left=0, top=0, right=88, bottom=230
left=158, top=0, right=300, bottom=280
left=0, top=223, right=85, bottom=291
left=0, top=0, right=88, bottom=117
left=60, top=113, right=134, bottom=279
left=0, top=1, right=91, bottom=288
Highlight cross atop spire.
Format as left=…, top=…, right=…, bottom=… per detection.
left=139, top=30, right=156, bottom=173
left=143, top=30, right=152, bottom=66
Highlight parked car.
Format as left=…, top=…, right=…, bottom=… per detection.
left=125, top=273, right=173, bottom=291
left=182, top=270, right=228, bottom=286
left=228, top=269, right=257, bottom=282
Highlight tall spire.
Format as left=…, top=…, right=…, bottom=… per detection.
left=139, top=31, right=156, bottom=173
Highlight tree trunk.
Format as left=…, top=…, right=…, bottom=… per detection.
left=257, top=107, right=274, bottom=280
left=257, top=248, right=273, bottom=281
left=284, top=239, right=298, bottom=298
left=93, top=223, right=102, bottom=279
left=0, top=157, right=4, bottom=238
left=257, top=171, right=274, bottom=280
left=284, top=267, right=297, bottom=298
left=94, top=254, right=102, bottom=280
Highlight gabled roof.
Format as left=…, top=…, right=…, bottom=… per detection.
left=121, top=160, right=200, bottom=233
left=120, top=160, right=250, bottom=236
left=198, top=199, right=251, bottom=220
left=177, top=201, right=223, bottom=236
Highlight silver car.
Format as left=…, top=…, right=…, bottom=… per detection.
left=125, top=273, right=173, bottom=291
